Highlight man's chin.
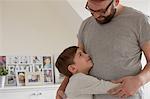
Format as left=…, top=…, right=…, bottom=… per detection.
left=96, top=18, right=111, bottom=24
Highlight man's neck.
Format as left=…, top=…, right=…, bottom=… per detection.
left=115, top=4, right=125, bottom=16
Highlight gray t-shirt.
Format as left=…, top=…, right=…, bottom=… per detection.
left=78, top=6, right=150, bottom=99
left=65, top=73, right=119, bottom=99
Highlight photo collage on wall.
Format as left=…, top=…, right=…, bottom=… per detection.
left=0, top=56, right=54, bottom=87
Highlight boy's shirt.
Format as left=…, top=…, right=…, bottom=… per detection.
left=65, top=73, right=119, bottom=99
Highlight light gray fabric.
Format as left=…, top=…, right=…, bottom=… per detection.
left=65, top=73, right=119, bottom=99
left=77, top=6, right=150, bottom=99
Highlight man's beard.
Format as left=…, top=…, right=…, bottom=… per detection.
left=95, top=8, right=116, bottom=24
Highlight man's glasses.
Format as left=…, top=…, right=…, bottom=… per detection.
left=85, top=0, right=114, bottom=14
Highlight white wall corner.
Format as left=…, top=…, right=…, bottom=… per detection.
left=66, top=0, right=90, bottom=20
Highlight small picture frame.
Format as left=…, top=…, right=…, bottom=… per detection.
left=19, top=56, right=31, bottom=64
left=0, top=56, right=6, bottom=67
left=32, top=56, right=43, bottom=64
left=34, top=64, right=43, bottom=72
left=6, top=64, right=16, bottom=75
left=5, top=75, right=17, bottom=86
left=16, top=71, right=26, bottom=86
left=43, top=69, right=54, bottom=84
left=43, top=56, right=52, bottom=69
left=25, top=72, right=43, bottom=86
left=7, top=56, right=19, bottom=64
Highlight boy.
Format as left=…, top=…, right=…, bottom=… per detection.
left=55, top=46, right=119, bottom=99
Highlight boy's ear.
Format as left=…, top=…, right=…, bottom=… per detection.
left=68, top=64, right=77, bottom=74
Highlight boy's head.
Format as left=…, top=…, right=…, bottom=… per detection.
left=55, top=46, right=93, bottom=77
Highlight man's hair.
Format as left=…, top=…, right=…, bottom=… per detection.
left=55, top=46, right=79, bottom=77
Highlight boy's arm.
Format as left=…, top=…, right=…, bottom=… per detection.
left=78, top=74, right=119, bottom=95
left=56, top=77, right=69, bottom=99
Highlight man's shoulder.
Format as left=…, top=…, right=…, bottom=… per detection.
left=124, top=6, right=146, bottom=18
left=81, top=16, right=95, bottom=26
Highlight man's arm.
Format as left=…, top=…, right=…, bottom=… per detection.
left=56, top=77, right=69, bottom=99
left=137, top=41, right=150, bottom=85
left=108, top=42, right=150, bottom=98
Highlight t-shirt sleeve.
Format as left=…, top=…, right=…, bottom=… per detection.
left=139, top=15, right=150, bottom=47
left=77, top=74, right=119, bottom=95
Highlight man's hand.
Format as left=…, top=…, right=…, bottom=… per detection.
left=108, top=76, right=143, bottom=98
left=56, top=90, right=66, bottom=99
left=56, top=77, right=69, bottom=99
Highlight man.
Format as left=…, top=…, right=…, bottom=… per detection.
left=56, top=0, right=150, bottom=99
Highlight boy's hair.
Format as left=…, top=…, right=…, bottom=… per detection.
left=55, top=46, right=79, bottom=77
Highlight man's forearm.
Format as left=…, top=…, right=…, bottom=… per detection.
left=137, top=63, right=150, bottom=85
left=58, top=76, right=69, bottom=91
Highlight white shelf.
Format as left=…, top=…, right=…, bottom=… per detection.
left=0, top=84, right=60, bottom=92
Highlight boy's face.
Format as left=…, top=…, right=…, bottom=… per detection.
left=73, top=49, right=93, bottom=74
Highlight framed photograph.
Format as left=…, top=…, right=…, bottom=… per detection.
left=32, top=56, right=43, bottom=64
left=6, top=56, right=19, bottom=64
left=16, top=71, right=26, bottom=86
left=25, top=72, right=43, bottom=86
left=0, top=56, right=6, bottom=67
left=6, top=64, right=16, bottom=75
left=5, top=75, right=17, bottom=86
left=43, top=69, right=54, bottom=84
left=43, top=56, right=52, bottom=69
left=34, top=64, right=43, bottom=72
left=19, top=56, right=31, bottom=64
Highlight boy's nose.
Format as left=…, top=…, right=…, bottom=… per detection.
left=85, top=53, right=90, bottom=58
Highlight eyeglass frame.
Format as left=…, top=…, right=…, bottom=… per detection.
left=85, top=0, right=114, bottom=15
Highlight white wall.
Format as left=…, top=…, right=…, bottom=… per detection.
left=66, top=0, right=90, bottom=20
left=0, top=0, right=3, bottom=52
left=0, top=0, right=82, bottom=56
left=148, top=0, right=150, bottom=15
left=121, top=0, right=149, bottom=15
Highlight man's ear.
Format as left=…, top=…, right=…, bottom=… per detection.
left=68, top=65, right=77, bottom=74
left=114, top=0, right=119, bottom=6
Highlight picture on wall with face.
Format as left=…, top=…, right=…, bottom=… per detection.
left=16, top=71, right=26, bottom=86
left=25, top=72, right=43, bottom=86
left=6, top=56, right=19, bottom=64
left=0, top=56, right=6, bottom=67
left=32, top=56, right=43, bottom=64
left=43, top=69, right=53, bottom=83
left=5, top=75, right=17, bottom=86
left=43, top=56, right=52, bottom=69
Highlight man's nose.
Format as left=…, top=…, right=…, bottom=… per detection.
left=92, top=12, right=105, bottom=18
left=92, top=12, right=100, bottom=18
